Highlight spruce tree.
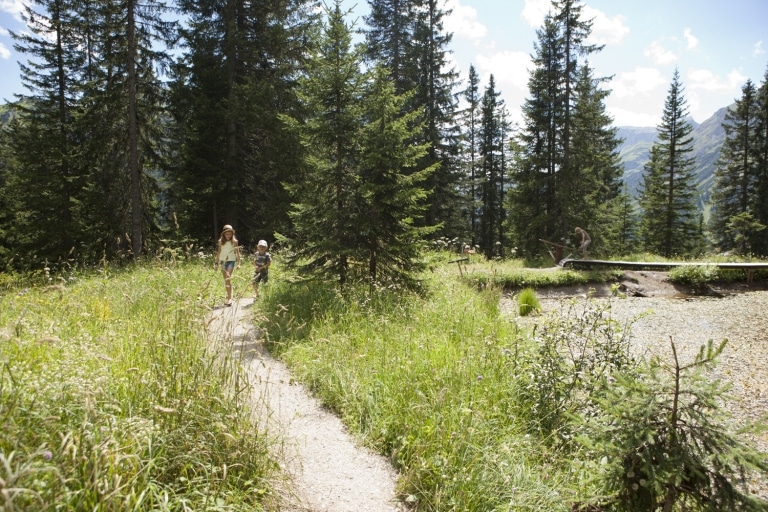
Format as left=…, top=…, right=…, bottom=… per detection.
left=478, top=75, right=507, bottom=259
left=752, top=66, right=768, bottom=256
left=5, top=0, right=85, bottom=261
left=364, top=0, right=417, bottom=97
left=358, top=64, right=436, bottom=289
left=410, top=0, right=461, bottom=234
left=508, top=16, right=563, bottom=257
left=709, top=79, right=763, bottom=254
left=508, top=3, right=610, bottom=258
left=551, top=0, right=603, bottom=237
left=365, top=0, right=460, bottom=237
left=461, top=65, right=482, bottom=247
left=638, top=69, right=701, bottom=257
left=169, top=0, right=317, bottom=246
left=569, top=64, right=626, bottom=256
left=280, top=1, right=367, bottom=287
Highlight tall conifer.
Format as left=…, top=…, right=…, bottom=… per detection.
left=358, top=64, right=435, bottom=288
left=638, top=69, right=701, bottom=257
left=709, top=79, right=763, bottom=254
left=752, top=66, right=768, bottom=256
left=5, top=0, right=85, bottom=260
left=460, top=65, right=482, bottom=246
left=280, top=1, right=366, bottom=286
left=169, top=0, right=317, bottom=245
left=478, top=75, right=507, bottom=258
left=508, top=3, right=611, bottom=258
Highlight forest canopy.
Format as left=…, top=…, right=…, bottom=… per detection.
left=1, top=0, right=767, bottom=280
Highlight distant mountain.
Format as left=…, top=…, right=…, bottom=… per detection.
left=617, top=126, right=656, bottom=196
left=617, top=105, right=730, bottom=212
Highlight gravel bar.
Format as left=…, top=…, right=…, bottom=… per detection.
left=507, top=289, right=768, bottom=500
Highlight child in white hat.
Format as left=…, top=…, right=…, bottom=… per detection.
left=252, top=240, right=272, bottom=298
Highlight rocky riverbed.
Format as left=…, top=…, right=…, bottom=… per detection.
left=503, top=273, right=768, bottom=500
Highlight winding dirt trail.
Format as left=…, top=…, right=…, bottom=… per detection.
left=208, top=298, right=403, bottom=512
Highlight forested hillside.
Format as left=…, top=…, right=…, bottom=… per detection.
left=0, top=0, right=766, bottom=270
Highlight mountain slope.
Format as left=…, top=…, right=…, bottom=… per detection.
left=617, top=105, right=730, bottom=209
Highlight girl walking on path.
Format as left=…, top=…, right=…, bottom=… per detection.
left=214, top=225, right=241, bottom=306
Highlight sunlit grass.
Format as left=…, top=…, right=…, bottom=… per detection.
left=3, top=249, right=764, bottom=511
left=260, top=264, right=587, bottom=510
left=0, top=259, right=277, bottom=511
left=257, top=252, right=768, bottom=510
left=517, top=287, right=542, bottom=316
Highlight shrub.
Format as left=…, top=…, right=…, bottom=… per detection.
left=518, top=298, right=636, bottom=438
left=575, top=339, right=768, bottom=511
left=668, top=264, right=719, bottom=288
left=518, top=287, right=541, bottom=316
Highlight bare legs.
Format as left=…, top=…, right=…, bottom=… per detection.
left=221, top=267, right=233, bottom=305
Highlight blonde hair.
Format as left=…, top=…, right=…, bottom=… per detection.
left=218, top=225, right=238, bottom=245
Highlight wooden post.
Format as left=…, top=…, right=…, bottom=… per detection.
left=448, top=257, right=469, bottom=277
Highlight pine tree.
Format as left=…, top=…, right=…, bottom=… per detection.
left=478, top=75, right=507, bottom=258
left=638, top=69, right=701, bottom=257
left=364, top=0, right=417, bottom=97
left=5, top=0, right=86, bottom=261
left=5, top=0, right=175, bottom=262
left=551, top=0, right=603, bottom=238
left=358, top=64, right=436, bottom=289
left=169, top=0, right=317, bottom=246
left=410, top=0, right=461, bottom=234
left=508, top=16, right=563, bottom=256
left=508, top=3, right=609, bottom=258
left=461, top=65, right=482, bottom=247
left=569, top=64, right=626, bottom=256
left=709, top=79, right=764, bottom=254
left=751, top=66, right=768, bottom=256
left=578, top=339, right=768, bottom=511
left=365, top=0, right=460, bottom=237
left=280, top=1, right=367, bottom=286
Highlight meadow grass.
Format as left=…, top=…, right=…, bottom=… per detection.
left=448, top=254, right=620, bottom=291
left=259, top=262, right=599, bottom=510
left=257, top=254, right=767, bottom=510
left=4, top=252, right=763, bottom=511
left=0, top=258, right=277, bottom=511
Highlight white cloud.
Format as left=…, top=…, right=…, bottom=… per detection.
left=475, top=50, right=531, bottom=93
left=755, top=41, right=765, bottom=56
left=683, top=28, right=698, bottom=50
left=521, top=0, right=550, bottom=28
left=583, top=6, right=629, bottom=45
left=1, top=0, right=25, bottom=20
left=611, top=67, right=667, bottom=98
left=472, top=50, right=532, bottom=126
left=687, top=68, right=747, bottom=92
left=644, top=41, right=677, bottom=66
left=0, top=41, right=10, bottom=59
left=608, top=106, right=660, bottom=128
left=444, top=0, right=486, bottom=44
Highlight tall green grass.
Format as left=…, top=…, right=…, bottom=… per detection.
left=0, top=259, right=276, bottom=511
left=260, top=271, right=587, bottom=510
left=258, top=256, right=767, bottom=510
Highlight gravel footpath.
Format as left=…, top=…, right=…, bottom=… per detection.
left=509, top=289, right=768, bottom=500
left=209, top=297, right=403, bottom=512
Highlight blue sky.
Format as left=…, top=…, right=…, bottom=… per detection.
left=2, top=0, right=767, bottom=127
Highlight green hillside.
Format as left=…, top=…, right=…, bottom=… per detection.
left=618, top=105, right=730, bottom=211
